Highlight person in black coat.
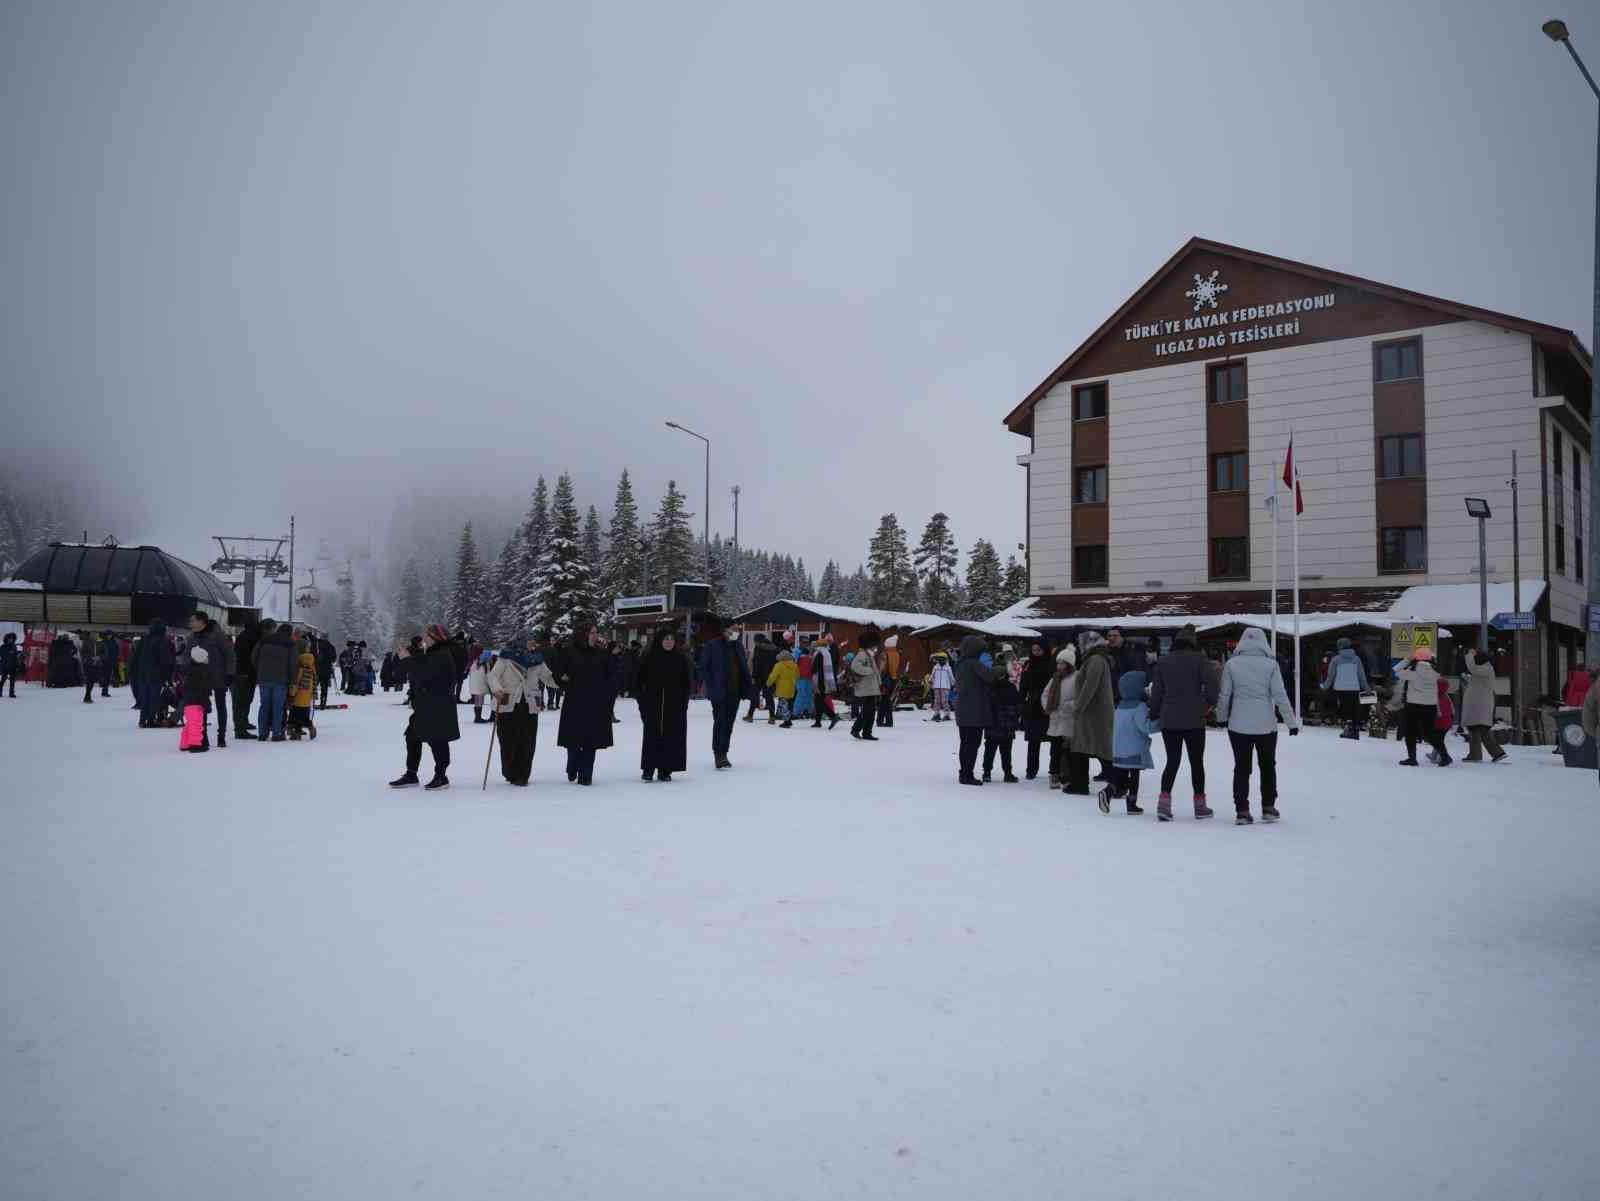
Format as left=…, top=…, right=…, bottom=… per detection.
left=389, top=624, right=462, bottom=790
left=315, top=635, right=337, bottom=707
left=1147, top=627, right=1216, bottom=818
left=129, top=620, right=175, bottom=727
left=1018, top=637, right=1055, bottom=780
left=637, top=626, right=691, bottom=782
left=231, top=616, right=261, bottom=737
left=553, top=624, right=616, bottom=785
left=746, top=633, right=778, bottom=723
left=0, top=631, right=20, bottom=698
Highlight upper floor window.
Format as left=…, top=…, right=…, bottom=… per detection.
left=1074, top=466, right=1107, bottom=505
left=1207, top=361, right=1247, bottom=405
left=1073, top=382, right=1107, bottom=422
left=1378, top=434, right=1424, bottom=479
left=1211, top=451, right=1248, bottom=493
left=1380, top=526, right=1426, bottom=573
left=1375, top=339, right=1421, bottom=382
left=1074, top=544, right=1108, bottom=585
left=1210, top=537, right=1250, bottom=581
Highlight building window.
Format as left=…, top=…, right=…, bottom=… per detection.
left=1074, top=466, right=1107, bottom=505
left=1074, top=544, right=1108, bottom=585
left=1556, top=431, right=1566, bottom=574
left=1576, top=446, right=1584, bottom=582
left=1207, top=361, right=1247, bottom=405
left=1377, top=434, right=1424, bottom=479
left=1211, top=451, right=1248, bottom=493
left=1073, top=382, right=1107, bottom=422
left=1375, top=339, right=1421, bottom=382
left=1380, top=526, right=1427, bottom=573
left=1210, top=536, right=1249, bottom=580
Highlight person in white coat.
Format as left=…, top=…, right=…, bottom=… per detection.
left=486, top=640, right=557, bottom=786
left=1459, top=649, right=1507, bottom=763
left=467, top=652, right=493, bottom=724
left=929, top=652, right=954, bottom=722
left=1215, top=627, right=1300, bottom=825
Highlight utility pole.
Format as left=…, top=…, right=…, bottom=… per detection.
left=1511, top=452, right=1523, bottom=743
left=211, top=534, right=289, bottom=610
left=287, top=515, right=297, bottom=625
left=731, top=484, right=741, bottom=607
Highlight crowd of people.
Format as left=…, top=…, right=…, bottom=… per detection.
left=10, top=607, right=1556, bottom=813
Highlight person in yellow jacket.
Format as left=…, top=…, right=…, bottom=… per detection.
left=766, top=650, right=799, bottom=728
left=287, top=640, right=318, bottom=741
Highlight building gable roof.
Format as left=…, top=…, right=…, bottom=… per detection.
left=1004, top=237, right=1590, bottom=435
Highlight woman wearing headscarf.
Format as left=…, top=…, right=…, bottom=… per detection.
left=555, top=623, right=617, bottom=785
left=1019, top=637, right=1055, bottom=780
left=637, top=626, right=692, bottom=781
left=487, top=635, right=557, bottom=786
left=390, top=624, right=462, bottom=790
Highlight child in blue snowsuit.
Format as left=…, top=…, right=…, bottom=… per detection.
left=1100, top=669, right=1158, bottom=816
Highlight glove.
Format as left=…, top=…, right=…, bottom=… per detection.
left=1288, top=727, right=1300, bottom=736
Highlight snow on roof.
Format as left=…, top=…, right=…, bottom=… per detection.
left=734, top=599, right=952, bottom=630
left=912, top=617, right=1043, bottom=639
left=993, top=579, right=1548, bottom=638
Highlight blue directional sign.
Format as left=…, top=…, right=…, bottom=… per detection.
left=1490, top=611, right=1536, bottom=631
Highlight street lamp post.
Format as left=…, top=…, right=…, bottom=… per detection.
left=665, top=421, right=711, bottom=584
left=1466, top=498, right=1492, bottom=653
left=1544, top=18, right=1600, bottom=661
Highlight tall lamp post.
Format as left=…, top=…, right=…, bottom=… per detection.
left=1465, top=497, right=1492, bottom=654
left=665, top=421, right=711, bottom=583
left=1543, top=18, right=1600, bottom=661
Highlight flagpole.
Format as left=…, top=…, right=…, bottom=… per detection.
left=1292, top=445, right=1302, bottom=718
left=1271, top=484, right=1279, bottom=652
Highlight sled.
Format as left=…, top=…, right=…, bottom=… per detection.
left=315, top=703, right=350, bottom=711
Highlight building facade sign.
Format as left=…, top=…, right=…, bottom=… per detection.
left=1122, top=271, right=1338, bottom=359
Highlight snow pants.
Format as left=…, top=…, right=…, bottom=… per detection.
left=1227, top=730, right=1278, bottom=811
left=406, top=736, right=451, bottom=776
left=711, top=697, right=741, bottom=757
left=232, top=677, right=255, bottom=735
left=982, top=731, right=1014, bottom=777
left=851, top=695, right=878, bottom=740
left=1, top=671, right=16, bottom=697
left=957, top=724, right=984, bottom=779
left=179, top=704, right=207, bottom=749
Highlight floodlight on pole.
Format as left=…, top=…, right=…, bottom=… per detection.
left=665, top=420, right=711, bottom=582
left=1466, top=497, right=1492, bottom=653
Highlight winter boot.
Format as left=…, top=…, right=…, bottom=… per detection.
left=780, top=720, right=793, bottom=729
left=1194, top=794, right=1214, bottom=820
left=1397, top=757, right=1418, bottom=766
left=1261, top=806, right=1280, bottom=823
left=1235, top=810, right=1254, bottom=825
left=187, top=744, right=209, bottom=753
left=309, top=722, right=317, bottom=741
left=1125, top=797, right=1144, bottom=815
left=642, top=769, right=655, bottom=782
left=982, top=770, right=992, bottom=782
left=1003, top=772, right=1020, bottom=783
left=1157, top=792, right=1173, bottom=822
left=424, top=774, right=449, bottom=791
left=389, top=772, right=419, bottom=788
left=288, top=728, right=302, bottom=741
left=1097, top=788, right=1112, bottom=815
left=270, top=733, right=286, bottom=743
left=829, top=715, right=840, bottom=730
left=1048, top=773, right=1060, bottom=788
left=715, top=755, right=731, bottom=770
left=217, top=730, right=226, bottom=748
left=658, top=772, right=672, bottom=782
left=959, top=773, right=983, bottom=786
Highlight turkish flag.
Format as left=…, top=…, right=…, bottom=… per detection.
left=1282, top=437, right=1305, bottom=516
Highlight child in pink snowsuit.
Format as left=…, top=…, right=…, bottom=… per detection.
left=179, top=645, right=212, bottom=752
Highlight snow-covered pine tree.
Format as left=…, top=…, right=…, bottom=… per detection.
left=867, top=514, right=916, bottom=611
left=393, top=557, right=425, bottom=639
left=535, top=473, right=593, bottom=639
left=649, top=480, right=695, bottom=594
left=705, top=534, right=729, bottom=608
left=447, top=522, right=487, bottom=639
left=581, top=505, right=604, bottom=624
left=515, top=477, right=551, bottom=635
left=963, top=539, right=1004, bottom=619
left=794, top=557, right=815, bottom=602
left=602, top=470, right=643, bottom=617
left=488, top=535, right=521, bottom=644
left=358, top=588, right=389, bottom=650
left=845, top=565, right=871, bottom=607
left=334, top=574, right=358, bottom=645
left=817, top=560, right=840, bottom=603
left=1002, top=555, right=1030, bottom=610
left=914, top=512, right=958, bottom=616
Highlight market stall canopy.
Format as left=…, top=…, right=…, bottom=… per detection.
left=732, top=599, right=952, bottom=631
left=912, top=618, right=1043, bottom=641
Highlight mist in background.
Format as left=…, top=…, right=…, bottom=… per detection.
left=5, top=0, right=1598, bottom=606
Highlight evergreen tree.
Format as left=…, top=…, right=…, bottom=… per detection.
left=817, top=560, right=840, bottom=603
left=867, top=514, right=916, bottom=611
left=393, top=557, right=425, bottom=638
left=515, top=477, right=550, bottom=634
left=535, top=473, right=593, bottom=639
left=1002, top=555, right=1030, bottom=609
left=794, top=557, right=815, bottom=602
left=358, top=588, right=388, bottom=650
left=334, top=574, right=358, bottom=645
left=447, top=521, right=486, bottom=638
left=913, top=512, right=959, bottom=616
left=581, top=505, right=604, bottom=623
left=602, top=470, right=643, bottom=610
left=649, top=480, right=695, bottom=593
left=845, top=565, right=872, bottom=607
left=488, top=535, right=521, bottom=644
left=963, top=539, right=1004, bottom=619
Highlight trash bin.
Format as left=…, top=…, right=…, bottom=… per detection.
left=1555, top=708, right=1597, bottom=770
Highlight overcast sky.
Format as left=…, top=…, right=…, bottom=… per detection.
left=6, top=0, right=1600, bottom=590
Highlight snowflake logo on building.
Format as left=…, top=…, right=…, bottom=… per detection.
left=1185, top=269, right=1229, bottom=312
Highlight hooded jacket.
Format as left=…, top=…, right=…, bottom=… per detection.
left=1111, top=670, right=1160, bottom=769
left=1389, top=657, right=1443, bottom=711
left=1045, top=664, right=1076, bottom=740
left=1216, top=628, right=1299, bottom=734
left=1019, top=645, right=1055, bottom=740
left=953, top=635, right=993, bottom=727
left=1327, top=646, right=1369, bottom=693
left=988, top=664, right=1025, bottom=737
left=1460, top=653, right=1497, bottom=727
left=192, top=619, right=235, bottom=690
left=1148, top=640, right=1214, bottom=730
left=253, top=627, right=297, bottom=686
left=766, top=651, right=798, bottom=700
left=129, top=622, right=174, bottom=683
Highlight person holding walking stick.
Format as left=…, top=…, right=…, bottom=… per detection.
left=486, top=635, right=556, bottom=788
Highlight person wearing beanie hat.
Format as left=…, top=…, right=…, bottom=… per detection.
left=1045, top=647, right=1085, bottom=790
left=1326, top=636, right=1371, bottom=741
left=179, top=645, right=212, bottom=752
left=928, top=651, right=954, bottom=722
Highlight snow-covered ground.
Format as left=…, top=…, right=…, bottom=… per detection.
left=3, top=687, right=1598, bottom=1201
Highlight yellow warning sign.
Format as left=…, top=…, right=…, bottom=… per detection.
left=1391, top=622, right=1437, bottom=658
